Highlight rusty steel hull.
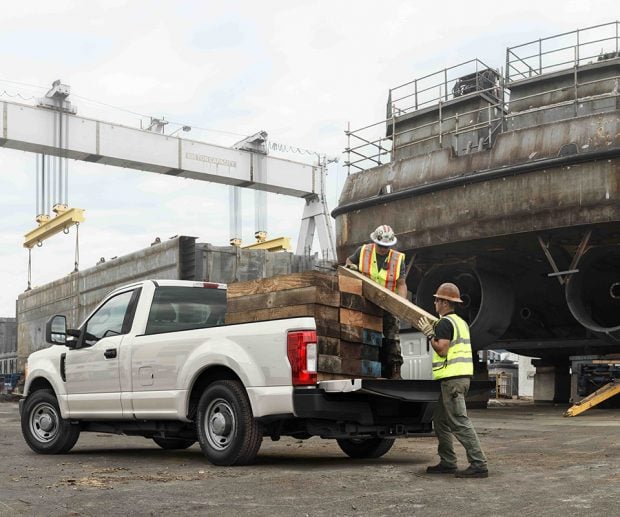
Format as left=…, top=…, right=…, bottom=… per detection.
left=336, top=112, right=619, bottom=256
left=335, top=112, right=620, bottom=358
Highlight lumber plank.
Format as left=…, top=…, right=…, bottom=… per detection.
left=339, top=308, right=383, bottom=332
left=338, top=266, right=438, bottom=329
left=339, top=292, right=383, bottom=316
left=317, top=336, right=340, bottom=356
left=318, top=354, right=341, bottom=374
left=227, top=271, right=337, bottom=298
left=340, top=325, right=383, bottom=346
left=316, top=320, right=341, bottom=339
left=341, top=358, right=382, bottom=377
left=339, top=340, right=362, bottom=360
left=339, top=341, right=381, bottom=363
left=227, top=286, right=340, bottom=313
left=360, top=344, right=380, bottom=361
left=225, top=304, right=339, bottom=325
left=338, top=274, right=362, bottom=296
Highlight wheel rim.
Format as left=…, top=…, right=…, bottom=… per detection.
left=204, top=398, right=236, bottom=451
left=30, top=402, right=60, bottom=443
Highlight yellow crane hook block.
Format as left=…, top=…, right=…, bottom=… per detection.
left=23, top=205, right=85, bottom=249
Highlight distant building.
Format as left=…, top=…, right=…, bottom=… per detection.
left=0, top=317, right=17, bottom=376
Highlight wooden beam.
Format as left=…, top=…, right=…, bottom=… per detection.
left=227, top=286, right=340, bottom=313
left=338, top=275, right=362, bottom=296
left=339, top=308, right=383, bottom=332
left=225, top=304, right=339, bottom=325
left=339, top=292, right=383, bottom=316
left=227, top=271, right=336, bottom=298
left=338, top=266, right=438, bottom=329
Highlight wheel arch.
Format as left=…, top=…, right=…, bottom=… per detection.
left=186, top=365, right=243, bottom=421
left=24, top=374, right=70, bottom=418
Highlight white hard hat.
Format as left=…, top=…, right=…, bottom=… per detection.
left=370, top=225, right=397, bottom=247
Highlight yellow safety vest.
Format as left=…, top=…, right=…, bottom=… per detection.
left=358, top=244, right=405, bottom=292
left=431, top=313, right=474, bottom=380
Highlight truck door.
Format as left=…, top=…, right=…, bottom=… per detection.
left=65, top=289, right=139, bottom=418
left=130, top=284, right=226, bottom=417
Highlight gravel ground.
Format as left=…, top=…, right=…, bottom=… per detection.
left=0, top=400, right=618, bottom=516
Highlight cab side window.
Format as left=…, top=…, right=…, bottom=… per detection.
left=83, top=290, right=135, bottom=346
left=145, top=286, right=227, bottom=335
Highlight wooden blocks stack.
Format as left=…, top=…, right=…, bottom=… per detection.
left=225, top=271, right=384, bottom=379
left=318, top=273, right=383, bottom=378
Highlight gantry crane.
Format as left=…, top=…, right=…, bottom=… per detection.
left=1, top=81, right=336, bottom=275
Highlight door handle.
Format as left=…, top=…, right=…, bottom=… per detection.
left=104, top=348, right=117, bottom=359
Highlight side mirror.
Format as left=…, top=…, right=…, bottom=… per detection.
left=45, top=315, right=68, bottom=345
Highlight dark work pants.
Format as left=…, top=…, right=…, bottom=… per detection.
left=432, top=377, right=487, bottom=469
left=382, top=312, right=403, bottom=367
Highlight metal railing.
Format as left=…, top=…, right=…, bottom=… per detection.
left=345, top=22, right=620, bottom=175
left=344, top=119, right=393, bottom=173
left=391, top=81, right=505, bottom=157
left=506, top=21, right=620, bottom=82
left=345, top=60, right=503, bottom=173
left=389, top=59, right=500, bottom=115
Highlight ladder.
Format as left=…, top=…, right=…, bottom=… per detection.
left=564, top=380, right=620, bottom=417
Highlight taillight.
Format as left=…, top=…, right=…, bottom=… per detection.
left=287, top=330, right=317, bottom=386
left=199, top=282, right=226, bottom=289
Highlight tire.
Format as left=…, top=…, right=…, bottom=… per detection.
left=195, top=380, right=263, bottom=466
left=152, top=437, right=196, bottom=450
left=336, top=437, right=395, bottom=459
left=21, top=389, right=80, bottom=454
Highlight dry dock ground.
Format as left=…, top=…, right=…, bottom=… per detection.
left=0, top=400, right=618, bottom=516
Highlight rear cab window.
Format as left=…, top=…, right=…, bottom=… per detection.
left=145, top=286, right=227, bottom=335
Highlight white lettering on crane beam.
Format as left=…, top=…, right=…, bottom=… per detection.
left=185, top=152, right=237, bottom=168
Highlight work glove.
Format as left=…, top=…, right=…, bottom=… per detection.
left=418, top=316, right=435, bottom=338
left=344, top=263, right=358, bottom=271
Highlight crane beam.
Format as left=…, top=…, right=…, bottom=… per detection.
left=0, top=100, right=317, bottom=198
left=23, top=207, right=85, bottom=249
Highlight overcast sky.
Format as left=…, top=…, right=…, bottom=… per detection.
left=0, top=1, right=617, bottom=315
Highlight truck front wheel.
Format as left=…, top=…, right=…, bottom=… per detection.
left=336, top=437, right=395, bottom=459
left=195, top=380, right=263, bottom=466
left=21, top=389, right=80, bottom=454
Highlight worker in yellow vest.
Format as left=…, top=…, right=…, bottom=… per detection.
left=418, top=283, right=489, bottom=478
left=345, top=225, right=406, bottom=380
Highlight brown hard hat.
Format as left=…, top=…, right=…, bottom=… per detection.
left=433, top=282, right=463, bottom=303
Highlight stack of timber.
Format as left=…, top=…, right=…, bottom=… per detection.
left=225, top=271, right=385, bottom=379
left=225, top=268, right=438, bottom=380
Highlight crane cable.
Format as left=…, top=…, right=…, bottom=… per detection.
left=26, top=249, right=32, bottom=292
left=74, top=223, right=80, bottom=272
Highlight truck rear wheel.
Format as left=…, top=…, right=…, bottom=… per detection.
left=152, top=437, right=196, bottom=450
left=336, top=437, right=395, bottom=459
left=195, top=380, right=263, bottom=466
left=21, top=389, right=80, bottom=454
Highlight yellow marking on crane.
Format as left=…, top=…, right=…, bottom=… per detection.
left=242, top=236, right=292, bottom=252
left=23, top=206, right=85, bottom=249
left=564, top=380, right=620, bottom=417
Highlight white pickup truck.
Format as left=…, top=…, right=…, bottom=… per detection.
left=20, top=279, right=444, bottom=465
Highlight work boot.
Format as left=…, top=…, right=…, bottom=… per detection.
left=455, top=465, right=489, bottom=478
left=388, top=364, right=402, bottom=380
left=426, top=463, right=457, bottom=474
